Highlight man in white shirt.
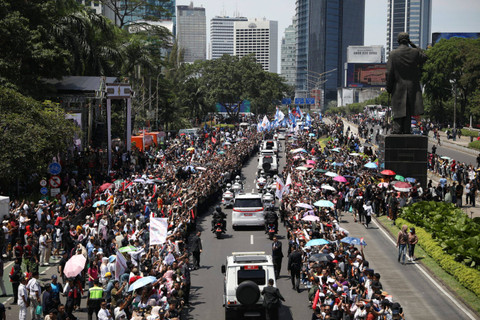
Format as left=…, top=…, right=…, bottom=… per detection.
left=18, top=276, right=29, bottom=320
left=26, top=271, right=42, bottom=320
left=39, top=230, right=48, bottom=266
left=98, top=301, right=113, bottom=320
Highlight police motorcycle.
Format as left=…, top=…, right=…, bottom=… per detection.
left=222, top=183, right=235, bottom=208
left=231, top=175, right=244, bottom=195
left=264, top=207, right=278, bottom=240
left=211, top=206, right=227, bottom=239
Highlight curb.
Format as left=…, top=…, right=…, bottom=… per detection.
left=373, top=215, right=480, bottom=320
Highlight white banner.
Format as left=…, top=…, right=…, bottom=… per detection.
left=275, top=177, right=284, bottom=200
left=115, top=251, right=128, bottom=280
left=283, top=173, right=292, bottom=195
left=150, top=218, right=168, bottom=246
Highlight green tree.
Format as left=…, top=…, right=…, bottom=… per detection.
left=99, top=0, right=171, bottom=29
left=0, top=88, right=79, bottom=188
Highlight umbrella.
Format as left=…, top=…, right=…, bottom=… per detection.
left=350, top=152, right=361, bottom=156
left=196, top=166, right=207, bottom=171
left=296, top=166, right=308, bottom=171
left=331, top=148, right=341, bottom=152
left=305, top=164, right=315, bottom=168
left=134, top=178, right=145, bottom=183
left=340, top=237, right=367, bottom=246
left=119, top=246, right=137, bottom=253
left=290, top=148, right=308, bottom=154
left=305, top=239, right=330, bottom=247
left=315, top=169, right=327, bottom=173
left=394, top=182, right=412, bottom=192
left=364, top=162, right=378, bottom=169
left=128, top=276, right=157, bottom=292
left=394, top=175, right=405, bottom=182
left=218, top=151, right=225, bottom=155
left=377, top=182, right=389, bottom=188
left=440, top=156, right=451, bottom=160
left=296, top=203, right=313, bottom=209
left=98, top=183, right=113, bottom=192
left=93, top=200, right=108, bottom=208
left=321, top=185, right=336, bottom=192
left=333, top=175, right=347, bottom=183
left=108, top=255, right=116, bottom=263
left=307, top=160, right=316, bottom=165
left=405, top=177, right=416, bottom=183
left=186, top=147, right=195, bottom=151
left=302, top=215, right=320, bottom=222
left=314, top=200, right=334, bottom=208
left=325, top=171, right=338, bottom=177
left=380, top=169, right=396, bottom=176
left=223, top=141, right=232, bottom=146
left=332, top=162, right=344, bottom=166
left=309, top=133, right=316, bottom=137
left=63, top=254, right=87, bottom=278
left=309, top=253, right=334, bottom=262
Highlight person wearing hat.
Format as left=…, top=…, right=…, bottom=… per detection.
left=50, top=274, right=63, bottom=310
left=386, top=32, right=427, bottom=134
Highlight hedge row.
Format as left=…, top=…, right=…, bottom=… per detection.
left=395, top=218, right=480, bottom=298
left=468, top=140, right=480, bottom=150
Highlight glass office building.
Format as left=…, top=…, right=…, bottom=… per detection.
left=295, top=0, right=365, bottom=106
left=281, top=23, right=297, bottom=87
left=210, top=16, right=248, bottom=60
left=387, top=0, right=431, bottom=53
left=177, top=3, right=206, bottom=63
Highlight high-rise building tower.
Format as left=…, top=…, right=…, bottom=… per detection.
left=177, top=2, right=206, bottom=63
left=281, top=23, right=296, bottom=87
left=234, top=18, right=278, bottom=73
left=210, top=16, right=248, bottom=60
left=295, top=0, right=365, bottom=106
left=387, top=0, right=431, bottom=53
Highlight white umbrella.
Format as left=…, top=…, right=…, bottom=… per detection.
left=302, top=215, right=320, bottom=222
left=196, top=166, right=207, bottom=171
left=134, top=178, right=145, bottom=183
left=296, top=203, right=313, bottom=209
left=296, top=166, right=308, bottom=171
left=321, top=185, right=336, bottom=192
left=325, top=171, right=338, bottom=177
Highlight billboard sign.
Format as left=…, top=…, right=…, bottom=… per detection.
left=432, top=32, right=480, bottom=45
left=347, top=46, right=383, bottom=63
left=346, top=63, right=386, bottom=88
left=281, top=98, right=292, bottom=105
left=216, top=100, right=251, bottom=114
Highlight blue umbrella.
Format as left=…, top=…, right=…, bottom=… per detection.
left=405, top=177, right=416, bottom=183
left=332, top=162, right=344, bottom=166
left=340, top=237, right=367, bottom=246
left=93, top=200, right=108, bottom=208
left=128, top=276, right=157, bottom=292
left=314, top=200, right=334, bottom=208
left=364, top=162, right=378, bottom=169
left=305, top=239, right=330, bottom=247
left=309, top=133, right=315, bottom=137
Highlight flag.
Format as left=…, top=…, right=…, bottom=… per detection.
left=296, top=106, right=303, bottom=119
left=211, top=137, right=217, bottom=144
left=150, top=217, right=168, bottom=246
left=261, top=115, right=270, bottom=130
left=115, top=251, right=128, bottom=280
left=305, top=113, right=312, bottom=127
left=275, top=108, right=285, bottom=122
left=275, top=176, right=285, bottom=200
left=283, top=173, right=292, bottom=195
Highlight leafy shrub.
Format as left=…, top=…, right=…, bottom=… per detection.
left=395, top=218, right=480, bottom=298
left=468, top=140, right=480, bottom=150
left=400, top=201, right=480, bottom=270
left=460, top=129, right=479, bottom=137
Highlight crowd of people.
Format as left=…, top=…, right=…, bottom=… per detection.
left=3, top=124, right=260, bottom=320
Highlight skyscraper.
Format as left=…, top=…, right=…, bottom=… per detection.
left=177, top=2, right=206, bottom=63
left=281, top=23, right=296, bottom=87
left=210, top=16, right=248, bottom=60
left=234, top=18, right=278, bottom=73
left=295, top=0, right=365, bottom=106
left=387, top=0, right=431, bottom=53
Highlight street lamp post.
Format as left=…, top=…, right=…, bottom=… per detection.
left=453, top=83, right=457, bottom=141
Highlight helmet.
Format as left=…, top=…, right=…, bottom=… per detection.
left=235, top=175, right=240, bottom=180
left=215, top=206, right=222, bottom=213
left=226, top=183, right=232, bottom=188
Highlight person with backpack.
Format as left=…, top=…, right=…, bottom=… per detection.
left=396, top=225, right=409, bottom=265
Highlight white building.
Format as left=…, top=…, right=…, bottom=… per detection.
left=234, top=18, right=278, bottom=73
left=281, top=23, right=296, bottom=86
left=210, top=16, right=248, bottom=60
left=177, top=2, right=206, bottom=63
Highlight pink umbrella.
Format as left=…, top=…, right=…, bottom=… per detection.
left=98, top=183, right=113, bottom=192
left=63, top=254, right=87, bottom=278
left=333, top=175, right=348, bottom=183
left=305, top=164, right=315, bottom=168
left=307, top=160, right=316, bottom=165
left=377, top=182, right=389, bottom=188
left=394, top=182, right=412, bottom=192
left=302, top=215, right=320, bottom=222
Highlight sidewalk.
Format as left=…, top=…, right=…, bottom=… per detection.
left=337, top=117, right=480, bottom=219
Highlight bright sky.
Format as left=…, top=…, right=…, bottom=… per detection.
left=177, top=0, right=480, bottom=67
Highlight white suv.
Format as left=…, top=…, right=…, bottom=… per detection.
left=257, top=155, right=278, bottom=175
left=232, top=193, right=264, bottom=229
left=222, top=252, right=276, bottom=319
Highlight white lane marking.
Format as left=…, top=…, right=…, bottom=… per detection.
left=372, top=218, right=477, bottom=320
left=40, top=266, right=53, bottom=275
left=250, top=235, right=254, bottom=245
left=3, top=261, right=13, bottom=270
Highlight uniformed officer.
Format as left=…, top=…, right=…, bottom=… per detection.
left=287, top=245, right=303, bottom=292
left=87, top=279, right=104, bottom=320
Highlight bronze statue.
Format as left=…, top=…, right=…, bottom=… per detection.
left=386, top=32, right=427, bottom=134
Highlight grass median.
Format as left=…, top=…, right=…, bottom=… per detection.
left=376, top=215, right=480, bottom=316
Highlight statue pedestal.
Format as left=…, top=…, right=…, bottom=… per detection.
left=378, top=134, right=428, bottom=188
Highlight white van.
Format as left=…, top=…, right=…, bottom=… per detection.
left=232, top=193, right=264, bottom=229
left=260, top=140, right=278, bottom=154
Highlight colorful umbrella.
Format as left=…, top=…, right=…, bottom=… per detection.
left=186, top=147, right=195, bottom=151
left=315, top=169, right=327, bottom=173
left=98, top=183, right=113, bottom=192
left=314, top=200, right=334, bottom=208
left=307, top=160, right=316, bottom=165
left=394, top=182, right=412, bottom=192
left=340, top=237, right=367, bottom=246
left=364, top=162, right=378, bottom=169
left=63, top=254, right=87, bottom=278
left=325, top=172, right=338, bottom=177
left=305, top=238, right=330, bottom=247
left=377, top=182, right=389, bottom=188
left=380, top=169, right=396, bottom=176
left=333, top=176, right=347, bottom=183
left=296, top=203, right=313, bottom=209
left=302, top=215, right=320, bottom=222
left=394, top=175, right=405, bottom=182
left=296, top=166, right=308, bottom=171
left=119, top=245, right=137, bottom=253
left=405, top=177, right=416, bottom=183
left=93, top=200, right=109, bottom=208
left=331, top=148, right=341, bottom=152
left=128, top=276, right=157, bottom=292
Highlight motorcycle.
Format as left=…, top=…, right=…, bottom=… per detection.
left=262, top=191, right=275, bottom=209
left=266, top=223, right=277, bottom=240
left=214, top=221, right=225, bottom=239
left=232, top=182, right=243, bottom=195
left=222, top=189, right=234, bottom=208
left=256, top=176, right=267, bottom=192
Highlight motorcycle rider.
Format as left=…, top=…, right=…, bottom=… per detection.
left=264, top=207, right=278, bottom=234
left=211, top=206, right=227, bottom=232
